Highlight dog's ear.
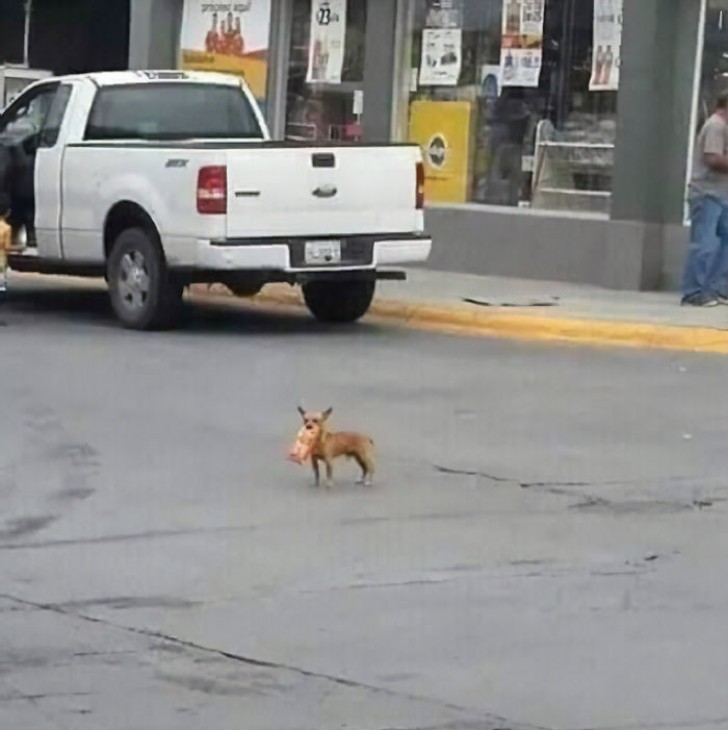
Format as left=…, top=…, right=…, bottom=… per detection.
left=322, top=407, right=333, bottom=421
left=297, top=405, right=306, bottom=419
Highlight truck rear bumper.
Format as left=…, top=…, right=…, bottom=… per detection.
left=195, top=234, right=432, bottom=272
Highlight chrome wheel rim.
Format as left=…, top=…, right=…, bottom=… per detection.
left=117, top=251, right=151, bottom=312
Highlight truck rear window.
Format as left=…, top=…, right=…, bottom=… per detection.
left=84, top=83, right=263, bottom=141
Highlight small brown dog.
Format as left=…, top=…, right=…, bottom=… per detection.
left=297, top=407, right=375, bottom=488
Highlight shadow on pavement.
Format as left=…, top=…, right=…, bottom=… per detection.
left=1, top=284, right=390, bottom=339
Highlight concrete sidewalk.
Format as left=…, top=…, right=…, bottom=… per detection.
left=232, top=268, right=728, bottom=354
left=9, top=269, right=728, bottom=353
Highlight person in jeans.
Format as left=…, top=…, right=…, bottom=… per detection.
left=682, top=93, right=728, bottom=306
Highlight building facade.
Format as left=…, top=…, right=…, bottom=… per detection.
left=3, top=0, right=728, bottom=290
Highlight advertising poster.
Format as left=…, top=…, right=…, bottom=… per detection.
left=306, top=0, right=347, bottom=84
left=179, top=0, right=272, bottom=102
left=590, top=0, right=623, bottom=91
left=419, top=29, right=463, bottom=87
left=499, top=0, right=545, bottom=88
left=408, top=99, right=474, bottom=204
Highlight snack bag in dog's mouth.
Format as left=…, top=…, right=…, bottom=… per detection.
left=287, top=425, right=318, bottom=464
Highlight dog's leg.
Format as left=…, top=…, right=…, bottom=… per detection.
left=359, top=449, right=375, bottom=487
left=324, top=459, right=334, bottom=489
left=311, top=457, right=321, bottom=487
left=354, top=454, right=369, bottom=486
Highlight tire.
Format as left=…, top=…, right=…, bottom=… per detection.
left=107, top=227, right=182, bottom=330
left=302, top=279, right=375, bottom=323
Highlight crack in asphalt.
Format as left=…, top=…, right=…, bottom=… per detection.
left=433, top=465, right=715, bottom=492
left=574, top=716, right=728, bottom=730
left=434, top=464, right=615, bottom=491
left=0, top=524, right=258, bottom=552
left=433, top=465, right=724, bottom=514
left=0, top=592, right=539, bottom=730
left=0, top=691, right=92, bottom=703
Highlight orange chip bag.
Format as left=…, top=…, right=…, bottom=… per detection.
left=287, top=425, right=318, bottom=465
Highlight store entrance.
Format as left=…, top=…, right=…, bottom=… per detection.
left=284, top=0, right=367, bottom=142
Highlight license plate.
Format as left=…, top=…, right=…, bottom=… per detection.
left=304, top=240, right=342, bottom=266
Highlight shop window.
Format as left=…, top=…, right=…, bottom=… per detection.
left=285, top=0, right=367, bottom=142
left=685, top=1, right=728, bottom=221
left=694, top=0, right=728, bottom=131
left=404, top=0, right=620, bottom=213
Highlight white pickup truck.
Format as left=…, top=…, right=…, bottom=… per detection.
left=0, top=70, right=431, bottom=329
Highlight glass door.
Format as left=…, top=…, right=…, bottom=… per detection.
left=285, top=0, right=367, bottom=142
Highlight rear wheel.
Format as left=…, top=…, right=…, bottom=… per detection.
left=302, top=279, right=375, bottom=323
left=107, top=227, right=182, bottom=330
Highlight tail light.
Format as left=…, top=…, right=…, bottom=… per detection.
left=416, top=162, right=425, bottom=210
left=197, top=166, right=227, bottom=214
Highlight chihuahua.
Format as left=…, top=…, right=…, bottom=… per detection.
left=297, top=407, right=375, bottom=488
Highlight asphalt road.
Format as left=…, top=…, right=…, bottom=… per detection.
left=1, top=278, right=728, bottom=730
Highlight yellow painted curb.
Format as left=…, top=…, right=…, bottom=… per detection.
left=189, top=284, right=728, bottom=354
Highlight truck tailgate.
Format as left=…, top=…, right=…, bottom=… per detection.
left=224, top=145, right=422, bottom=239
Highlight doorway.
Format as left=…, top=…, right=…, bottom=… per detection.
left=284, top=0, right=368, bottom=142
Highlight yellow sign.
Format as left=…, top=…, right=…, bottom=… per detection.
left=408, top=100, right=474, bottom=204
left=180, top=51, right=268, bottom=100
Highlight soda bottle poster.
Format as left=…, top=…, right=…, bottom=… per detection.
left=499, top=0, right=545, bottom=88
left=590, top=0, right=623, bottom=91
left=306, top=0, right=348, bottom=85
left=179, top=1, right=272, bottom=102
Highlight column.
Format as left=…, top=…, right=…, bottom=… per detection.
left=128, top=0, right=182, bottom=70
left=362, top=0, right=399, bottom=142
left=611, top=0, right=702, bottom=224
left=605, top=0, right=702, bottom=289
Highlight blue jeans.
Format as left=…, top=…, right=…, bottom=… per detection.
left=682, top=194, right=728, bottom=300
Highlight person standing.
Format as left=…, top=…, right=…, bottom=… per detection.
left=682, top=93, right=728, bottom=306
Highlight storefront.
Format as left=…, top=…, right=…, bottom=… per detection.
left=5, top=0, right=726, bottom=290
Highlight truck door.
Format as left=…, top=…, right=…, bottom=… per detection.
left=0, top=81, right=61, bottom=254
left=34, top=84, right=73, bottom=260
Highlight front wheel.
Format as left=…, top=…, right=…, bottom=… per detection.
left=107, top=228, right=182, bottom=330
left=302, top=279, right=375, bottom=323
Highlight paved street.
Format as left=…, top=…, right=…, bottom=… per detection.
left=2, top=279, right=728, bottom=730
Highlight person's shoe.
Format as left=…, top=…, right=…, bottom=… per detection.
left=716, top=293, right=728, bottom=305
left=681, top=294, right=719, bottom=307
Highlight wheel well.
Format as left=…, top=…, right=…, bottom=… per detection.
left=103, top=202, right=161, bottom=261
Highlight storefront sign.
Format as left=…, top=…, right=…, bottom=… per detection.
left=590, top=0, right=622, bottom=91
left=306, top=0, right=347, bottom=84
left=499, top=0, right=545, bottom=88
left=408, top=99, right=473, bottom=204
left=419, top=28, right=463, bottom=86
left=179, top=0, right=271, bottom=102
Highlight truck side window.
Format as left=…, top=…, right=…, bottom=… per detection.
left=39, top=85, right=73, bottom=149
left=0, top=84, right=59, bottom=144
